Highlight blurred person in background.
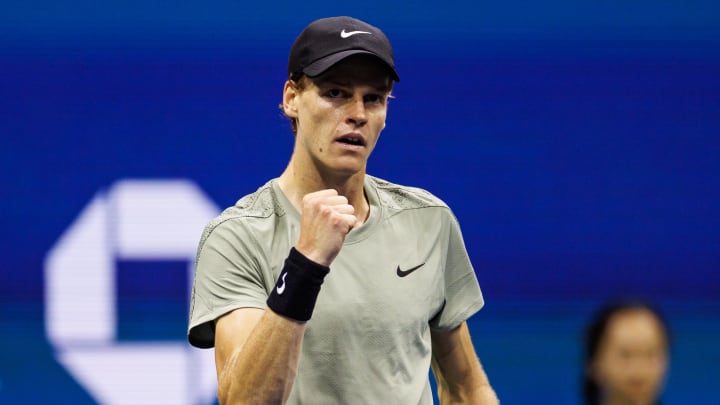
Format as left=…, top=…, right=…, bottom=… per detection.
left=583, top=300, right=671, bottom=405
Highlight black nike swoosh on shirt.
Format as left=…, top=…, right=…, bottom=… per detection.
left=396, top=263, right=425, bottom=277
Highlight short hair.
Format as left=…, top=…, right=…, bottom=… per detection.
left=279, top=73, right=308, bottom=135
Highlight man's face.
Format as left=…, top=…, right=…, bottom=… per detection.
left=284, top=55, right=392, bottom=177
left=591, top=309, right=669, bottom=405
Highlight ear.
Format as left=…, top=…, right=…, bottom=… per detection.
left=282, top=80, right=299, bottom=118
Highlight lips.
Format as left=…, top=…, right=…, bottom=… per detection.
left=335, top=133, right=366, bottom=147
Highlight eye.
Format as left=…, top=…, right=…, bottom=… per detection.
left=325, top=88, right=345, bottom=98
left=364, top=93, right=385, bottom=104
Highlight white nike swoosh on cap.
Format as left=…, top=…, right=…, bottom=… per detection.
left=340, top=29, right=371, bottom=38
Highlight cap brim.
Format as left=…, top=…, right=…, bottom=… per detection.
left=303, top=50, right=400, bottom=82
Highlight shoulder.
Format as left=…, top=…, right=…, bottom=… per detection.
left=367, top=175, right=449, bottom=211
left=197, top=180, right=286, bottom=249
left=224, top=179, right=286, bottom=219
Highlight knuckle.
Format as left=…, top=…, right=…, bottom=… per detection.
left=302, top=194, right=315, bottom=206
left=320, top=205, right=334, bottom=216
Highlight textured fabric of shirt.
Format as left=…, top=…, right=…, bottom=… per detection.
left=188, top=175, right=485, bottom=404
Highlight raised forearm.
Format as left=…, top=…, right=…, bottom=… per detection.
left=217, top=189, right=353, bottom=404
left=218, top=310, right=305, bottom=405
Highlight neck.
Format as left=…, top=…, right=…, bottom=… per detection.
left=278, top=157, right=370, bottom=224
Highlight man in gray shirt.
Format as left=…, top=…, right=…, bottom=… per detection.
left=188, top=16, right=498, bottom=404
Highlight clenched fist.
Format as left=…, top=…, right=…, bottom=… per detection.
left=294, top=189, right=359, bottom=267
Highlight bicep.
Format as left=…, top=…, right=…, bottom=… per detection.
left=214, top=307, right=265, bottom=378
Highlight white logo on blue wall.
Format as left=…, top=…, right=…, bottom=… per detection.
left=45, top=179, right=220, bottom=405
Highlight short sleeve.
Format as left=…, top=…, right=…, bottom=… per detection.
left=429, top=212, right=484, bottom=331
left=187, top=219, right=270, bottom=348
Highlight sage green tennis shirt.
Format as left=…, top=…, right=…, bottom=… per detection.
left=189, top=175, right=485, bottom=404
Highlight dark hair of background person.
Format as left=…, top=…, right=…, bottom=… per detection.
left=582, top=300, right=672, bottom=405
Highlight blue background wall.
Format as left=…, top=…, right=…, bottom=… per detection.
left=2, top=1, right=719, bottom=403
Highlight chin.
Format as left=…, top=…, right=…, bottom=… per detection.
left=621, top=389, right=655, bottom=404
left=334, top=167, right=364, bottom=177
left=331, top=160, right=366, bottom=174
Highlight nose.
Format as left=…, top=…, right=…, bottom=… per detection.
left=346, top=96, right=368, bottom=128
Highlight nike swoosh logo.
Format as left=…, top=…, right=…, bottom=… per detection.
left=340, top=29, right=371, bottom=39
left=396, top=263, right=425, bottom=277
left=276, top=272, right=287, bottom=295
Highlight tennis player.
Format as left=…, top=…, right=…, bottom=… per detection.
left=188, top=16, right=498, bottom=404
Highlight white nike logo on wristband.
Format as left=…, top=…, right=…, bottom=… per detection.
left=276, top=272, right=287, bottom=295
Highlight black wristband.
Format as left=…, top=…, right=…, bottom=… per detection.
left=267, top=248, right=330, bottom=322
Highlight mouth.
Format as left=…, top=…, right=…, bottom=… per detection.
left=335, top=134, right=366, bottom=148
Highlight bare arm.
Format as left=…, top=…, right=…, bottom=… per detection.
left=215, top=307, right=305, bottom=404
left=213, top=189, right=357, bottom=404
left=431, top=322, right=499, bottom=404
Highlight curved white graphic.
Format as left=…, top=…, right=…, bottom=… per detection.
left=45, top=179, right=220, bottom=405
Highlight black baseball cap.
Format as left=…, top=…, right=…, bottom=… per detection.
left=288, top=16, right=400, bottom=82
